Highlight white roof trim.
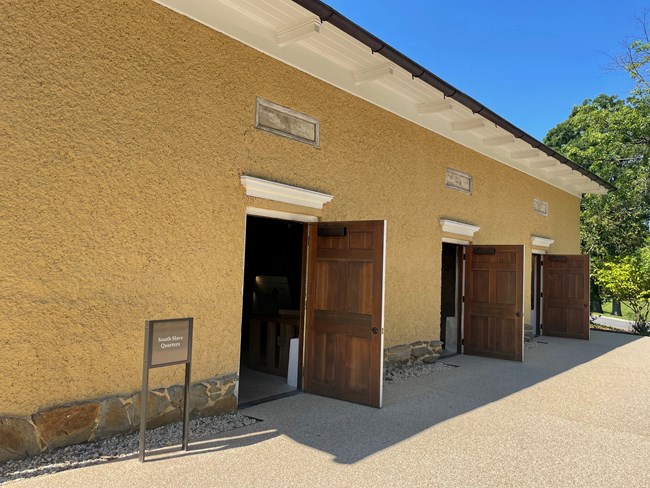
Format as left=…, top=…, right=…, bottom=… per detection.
left=246, top=206, right=318, bottom=222
left=442, top=237, right=470, bottom=245
left=531, top=235, right=555, bottom=248
left=241, top=175, right=333, bottom=209
left=156, top=0, right=608, bottom=196
left=440, top=219, right=480, bottom=238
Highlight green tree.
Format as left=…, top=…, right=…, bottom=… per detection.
left=545, top=11, right=650, bottom=320
left=544, top=95, right=650, bottom=312
left=595, top=247, right=650, bottom=334
left=544, top=95, right=650, bottom=262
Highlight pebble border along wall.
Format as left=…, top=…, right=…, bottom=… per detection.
left=0, top=373, right=237, bottom=463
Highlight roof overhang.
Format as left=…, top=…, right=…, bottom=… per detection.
left=154, top=0, right=612, bottom=197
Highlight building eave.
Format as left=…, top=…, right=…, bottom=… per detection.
left=154, top=0, right=613, bottom=196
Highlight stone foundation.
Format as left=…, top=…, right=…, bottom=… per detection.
left=524, top=323, right=534, bottom=341
left=0, top=372, right=237, bottom=463
left=384, top=340, right=443, bottom=370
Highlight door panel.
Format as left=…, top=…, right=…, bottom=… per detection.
left=496, top=271, right=516, bottom=304
left=464, top=245, right=524, bottom=362
left=304, top=221, right=385, bottom=407
left=312, top=261, right=340, bottom=310
left=346, top=336, right=371, bottom=392
left=542, top=255, right=590, bottom=340
left=346, top=262, right=373, bottom=314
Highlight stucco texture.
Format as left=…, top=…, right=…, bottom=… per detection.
left=1, top=0, right=581, bottom=415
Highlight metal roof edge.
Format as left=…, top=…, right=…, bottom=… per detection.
left=291, top=0, right=615, bottom=192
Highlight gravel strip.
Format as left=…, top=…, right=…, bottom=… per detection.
left=0, top=413, right=258, bottom=485
left=384, top=361, right=456, bottom=383
left=383, top=341, right=547, bottom=383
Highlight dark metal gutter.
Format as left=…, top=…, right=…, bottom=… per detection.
left=292, top=0, right=615, bottom=191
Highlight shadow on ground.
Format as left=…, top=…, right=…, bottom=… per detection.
left=238, top=330, right=644, bottom=464
left=2, top=330, right=644, bottom=481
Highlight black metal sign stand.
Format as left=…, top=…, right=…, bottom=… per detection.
left=139, top=317, right=194, bottom=462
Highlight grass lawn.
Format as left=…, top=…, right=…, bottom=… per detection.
left=599, top=300, right=635, bottom=321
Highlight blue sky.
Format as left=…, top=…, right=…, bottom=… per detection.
left=324, top=0, right=647, bottom=140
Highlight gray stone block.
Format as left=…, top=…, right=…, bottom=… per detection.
left=0, top=417, right=43, bottom=462
left=126, top=390, right=173, bottom=428
left=385, top=344, right=411, bottom=363
left=33, top=403, right=99, bottom=450
left=190, top=383, right=209, bottom=412
left=166, top=385, right=185, bottom=408
left=95, top=397, right=130, bottom=439
left=200, top=395, right=237, bottom=417
left=411, top=345, right=429, bottom=358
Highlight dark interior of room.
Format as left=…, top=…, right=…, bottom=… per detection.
left=240, top=216, right=304, bottom=376
left=440, top=243, right=458, bottom=350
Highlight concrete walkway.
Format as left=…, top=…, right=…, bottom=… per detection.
left=592, top=314, right=635, bottom=332
left=7, top=331, right=650, bottom=487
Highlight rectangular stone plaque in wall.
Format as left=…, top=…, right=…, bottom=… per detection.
left=255, top=97, right=320, bottom=147
left=445, top=168, right=472, bottom=194
left=533, top=198, right=548, bottom=216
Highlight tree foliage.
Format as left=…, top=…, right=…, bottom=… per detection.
left=544, top=13, right=650, bottom=322
left=610, top=11, right=650, bottom=96
left=544, top=95, right=650, bottom=263
left=595, top=247, right=650, bottom=334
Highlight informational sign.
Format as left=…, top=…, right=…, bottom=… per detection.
left=140, top=317, right=193, bottom=462
left=149, top=319, right=191, bottom=367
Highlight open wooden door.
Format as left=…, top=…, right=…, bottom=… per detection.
left=304, top=220, right=385, bottom=407
left=464, top=245, right=524, bottom=362
left=542, top=255, right=590, bottom=340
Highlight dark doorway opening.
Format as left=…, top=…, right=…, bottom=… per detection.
left=531, top=254, right=542, bottom=337
left=440, top=243, right=461, bottom=355
left=239, top=215, right=304, bottom=405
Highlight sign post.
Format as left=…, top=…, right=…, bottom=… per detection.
left=139, top=317, right=193, bottom=462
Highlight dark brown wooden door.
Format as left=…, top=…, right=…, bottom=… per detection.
left=304, top=221, right=385, bottom=407
left=464, top=245, right=524, bottom=362
left=542, top=255, right=590, bottom=340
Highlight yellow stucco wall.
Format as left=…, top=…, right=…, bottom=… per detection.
left=1, top=0, right=581, bottom=415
